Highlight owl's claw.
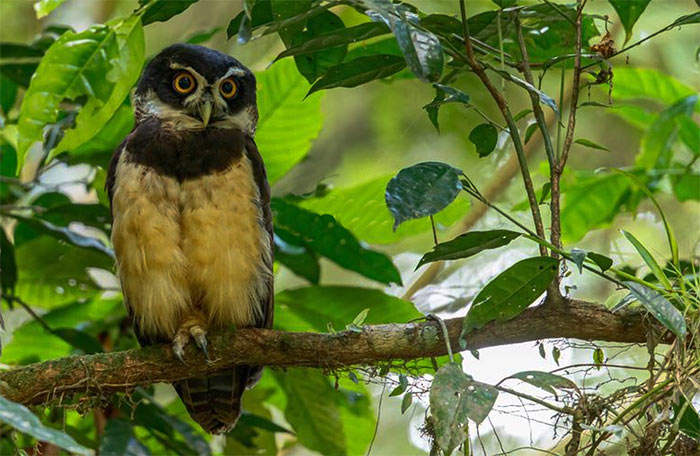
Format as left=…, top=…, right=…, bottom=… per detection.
left=171, top=313, right=209, bottom=362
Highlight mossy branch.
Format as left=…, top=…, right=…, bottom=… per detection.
left=0, top=298, right=668, bottom=407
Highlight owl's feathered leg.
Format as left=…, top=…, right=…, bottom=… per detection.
left=172, top=311, right=210, bottom=362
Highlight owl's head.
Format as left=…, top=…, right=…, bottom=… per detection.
left=133, top=44, right=257, bottom=134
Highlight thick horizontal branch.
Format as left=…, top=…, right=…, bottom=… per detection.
left=0, top=299, right=666, bottom=406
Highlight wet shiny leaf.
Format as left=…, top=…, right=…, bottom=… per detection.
left=506, top=371, right=577, bottom=395
left=386, top=161, right=463, bottom=230
left=292, top=11, right=347, bottom=83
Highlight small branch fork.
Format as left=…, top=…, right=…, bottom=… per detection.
left=0, top=298, right=667, bottom=407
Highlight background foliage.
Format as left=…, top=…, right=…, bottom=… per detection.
left=0, top=0, right=698, bottom=454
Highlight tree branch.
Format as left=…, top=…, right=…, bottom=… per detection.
left=0, top=298, right=667, bottom=407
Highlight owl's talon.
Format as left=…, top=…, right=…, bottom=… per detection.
left=172, top=340, right=187, bottom=364
left=190, top=327, right=210, bottom=360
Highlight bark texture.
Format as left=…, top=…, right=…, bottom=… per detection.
left=0, top=299, right=664, bottom=406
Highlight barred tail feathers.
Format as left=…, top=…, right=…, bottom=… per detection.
left=174, top=366, right=250, bottom=434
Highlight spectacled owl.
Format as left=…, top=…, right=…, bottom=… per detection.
left=106, top=44, right=273, bottom=434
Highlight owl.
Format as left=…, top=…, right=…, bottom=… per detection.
left=106, top=44, right=273, bottom=434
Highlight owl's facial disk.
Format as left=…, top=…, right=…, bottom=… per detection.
left=134, top=44, right=258, bottom=134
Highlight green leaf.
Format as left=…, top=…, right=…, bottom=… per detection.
left=561, top=173, right=629, bottom=243
left=270, top=0, right=311, bottom=45
left=273, top=369, right=346, bottom=455
left=593, top=347, right=604, bottom=366
left=140, top=0, right=199, bottom=25
left=492, top=0, right=517, bottom=7
left=33, top=0, right=66, bottom=18
left=588, top=251, right=614, bottom=272
left=53, top=327, right=104, bottom=354
left=610, top=68, right=699, bottom=110
left=1, top=298, right=122, bottom=363
left=423, top=83, right=470, bottom=131
left=463, top=257, right=559, bottom=334
left=362, top=0, right=443, bottom=82
left=308, top=54, right=406, bottom=95
left=256, top=59, right=323, bottom=184
left=0, top=228, right=17, bottom=293
left=277, top=22, right=389, bottom=60
left=185, top=26, right=222, bottom=44
left=678, top=115, right=700, bottom=155
left=389, top=374, right=408, bottom=397
left=430, top=363, right=498, bottom=455
left=385, top=161, right=463, bottom=230
left=274, top=227, right=320, bottom=283
left=674, top=396, right=700, bottom=440
left=621, top=230, right=672, bottom=289
left=608, top=0, right=651, bottom=43
left=0, top=43, right=43, bottom=87
left=483, top=62, right=558, bottom=114
left=227, top=0, right=273, bottom=40
left=272, top=199, right=401, bottom=285
left=469, top=123, right=498, bottom=158
left=299, top=174, right=470, bottom=244
left=12, top=215, right=114, bottom=259
left=574, top=138, right=609, bottom=151
left=524, top=123, right=538, bottom=144
left=99, top=419, right=148, bottom=456
left=417, top=230, right=521, bottom=269
left=50, top=16, right=144, bottom=161
left=570, top=248, right=587, bottom=274
left=16, top=16, right=142, bottom=171
left=0, top=395, right=91, bottom=454
left=274, top=286, right=420, bottom=332
left=625, top=282, right=686, bottom=338
left=674, top=173, right=700, bottom=202
left=292, top=11, right=347, bottom=83
left=401, top=392, right=413, bottom=414
left=0, top=74, right=18, bottom=114
left=637, top=95, right=698, bottom=170
left=506, top=371, right=577, bottom=395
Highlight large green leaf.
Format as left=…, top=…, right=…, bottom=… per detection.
left=16, top=16, right=138, bottom=171
left=299, top=174, right=470, bottom=244
left=273, top=199, right=401, bottom=285
left=274, top=227, right=320, bottom=284
left=463, top=257, right=559, bottom=334
left=256, top=59, right=323, bottom=184
left=469, top=123, right=498, bottom=158
left=50, top=15, right=144, bottom=160
left=386, top=162, right=463, bottom=230
left=674, top=173, right=700, bottom=202
left=13, top=235, right=111, bottom=308
left=291, top=11, right=347, bottom=83
left=274, top=286, right=421, bottom=332
left=608, top=0, right=652, bottom=43
left=0, top=396, right=91, bottom=455
left=561, top=173, right=629, bottom=243
left=610, top=68, right=698, bottom=109
left=361, top=0, right=443, bottom=82
left=430, top=363, right=498, bottom=455
left=417, top=230, right=521, bottom=269
left=625, top=282, right=686, bottom=338
left=308, top=54, right=406, bottom=94
left=276, top=22, right=389, bottom=60
left=273, top=369, right=346, bottom=455
left=674, top=396, right=700, bottom=440
left=140, top=0, right=199, bottom=25
left=637, top=95, right=698, bottom=170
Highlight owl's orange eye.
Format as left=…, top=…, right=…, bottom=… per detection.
left=173, top=71, right=196, bottom=94
left=219, top=77, right=237, bottom=99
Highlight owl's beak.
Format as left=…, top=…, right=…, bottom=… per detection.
left=198, top=101, right=213, bottom=127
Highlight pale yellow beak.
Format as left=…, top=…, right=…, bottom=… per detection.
left=198, top=101, right=212, bottom=127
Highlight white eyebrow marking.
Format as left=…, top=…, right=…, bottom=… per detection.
left=222, top=66, right=246, bottom=78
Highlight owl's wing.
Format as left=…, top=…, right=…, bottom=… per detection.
left=105, top=139, right=126, bottom=213
left=244, top=135, right=274, bottom=330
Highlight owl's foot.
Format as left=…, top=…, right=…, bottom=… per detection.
left=172, top=312, right=210, bottom=363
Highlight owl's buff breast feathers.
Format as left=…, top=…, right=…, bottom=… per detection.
left=111, top=148, right=272, bottom=340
